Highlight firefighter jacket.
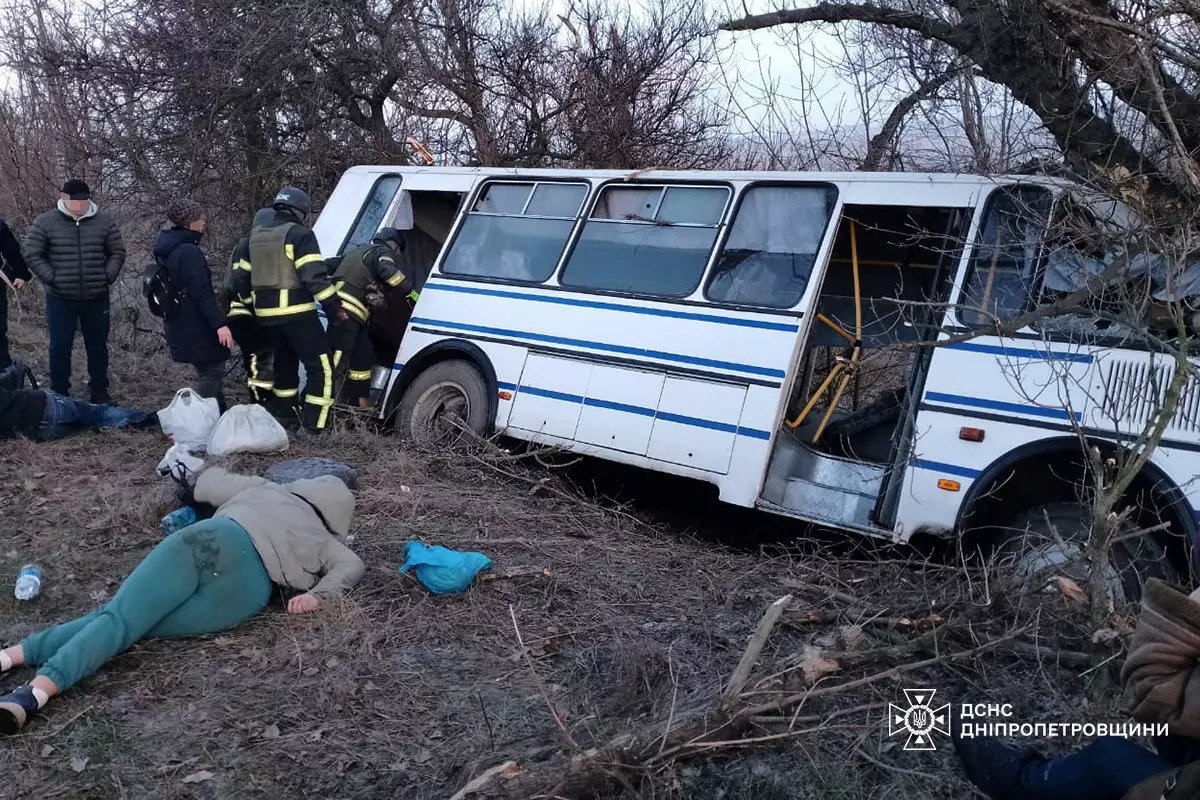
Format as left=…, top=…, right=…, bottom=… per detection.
left=247, top=208, right=337, bottom=324
left=332, top=243, right=417, bottom=323
left=224, top=235, right=253, bottom=320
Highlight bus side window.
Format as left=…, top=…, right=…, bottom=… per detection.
left=958, top=185, right=1053, bottom=328
left=706, top=185, right=837, bottom=309
left=440, top=181, right=588, bottom=283
left=560, top=184, right=729, bottom=297
left=341, top=175, right=403, bottom=253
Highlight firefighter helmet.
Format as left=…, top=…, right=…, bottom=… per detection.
left=371, top=227, right=406, bottom=251
left=272, top=186, right=311, bottom=218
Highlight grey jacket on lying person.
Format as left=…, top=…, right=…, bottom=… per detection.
left=193, top=467, right=364, bottom=599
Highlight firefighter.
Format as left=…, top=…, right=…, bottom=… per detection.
left=327, top=227, right=418, bottom=407
left=224, top=216, right=274, bottom=405
left=247, top=187, right=340, bottom=433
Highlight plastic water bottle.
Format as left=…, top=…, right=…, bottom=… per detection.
left=161, top=506, right=198, bottom=536
left=14, top=565, right=43, bottom=601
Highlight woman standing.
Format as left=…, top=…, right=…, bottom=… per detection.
left=155, top=199, right=233, bottom=410
left=0, top=467, right=364, bottom=733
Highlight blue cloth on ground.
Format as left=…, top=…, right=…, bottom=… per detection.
left=399, top=542, right=492, bottom=594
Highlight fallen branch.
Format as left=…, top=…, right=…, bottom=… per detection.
left=509, top=604, right=578, bottom=748
left=449, top=761, right=520, bottom=800
left=454, top=596, right=1028, bottom=800
left=723, top=594, right=791, bottom=703
left=743, top=628, right=1027, bottom=718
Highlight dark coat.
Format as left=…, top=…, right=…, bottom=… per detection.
left=23, top=202, right=126, bottom=301
left=0, top=387, right=47, bottom=440
left=153, top=227, right=229, bottom=365
left=0, top=217, right=31, bottom=284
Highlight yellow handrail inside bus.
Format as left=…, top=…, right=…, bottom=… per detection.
left=785, top=220, right=864, bottom=442
left=978, top=229, right=1003, bottom=317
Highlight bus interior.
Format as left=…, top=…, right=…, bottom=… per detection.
left=760, top=203, right=970, bottom=530
left=364, top=190, right=466, bottom=370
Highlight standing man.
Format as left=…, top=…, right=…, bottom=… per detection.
left=247, top=187, right=340, bottom=433
left=0, top=215, right=32, bottom=370
left=327, top=227, right=418, bottom=407
left=23, top=180, right=126, bottom=403
left=224, top=211, right=274, bottom=405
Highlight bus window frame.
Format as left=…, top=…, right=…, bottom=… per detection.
left=555, top=177, right=735, bottom=300
left=951, top=182, right=1056, bottom=331
left=702, top=180, right=841, bottom=312
left=337, top=172, right=404, bottom=256
left=435, top=176, right=593, bottom=287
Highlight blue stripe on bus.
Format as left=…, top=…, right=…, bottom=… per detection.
left=584, top=396, right=658, bottom=418
left=408, top=317, right=787, bottom=379
left=510, top=384, right=772, bottom=440
left=943, top=341, right=1094, bottom=364
left=924, top=391, right=1083, bottom=422
left=518, top=385, right=584, bottom=404
left=423, top=281, right=800, bottom=332
left=912, top=458, right=982, bottom=479
left=497, top=380, right=518, bottom=391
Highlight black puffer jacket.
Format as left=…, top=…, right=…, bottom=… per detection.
left=153, top=227, right=229, bottom=365
left=23, top=202, right=126, bottom=301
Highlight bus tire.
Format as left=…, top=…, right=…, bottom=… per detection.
left=393, top=359, right=490, bottom=444
left=998, top=501, right=1176, bottom=604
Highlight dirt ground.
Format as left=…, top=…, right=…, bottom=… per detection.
left=1, top=294, right=1119, bottom=799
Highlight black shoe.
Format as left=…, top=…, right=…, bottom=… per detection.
left=131, top=411, right=160, bottom=430
left=952, top=728, right=1040, bottom=800
left=91, top=392, right=112, bottom=405
left=0, top=685, right=40, bottom=734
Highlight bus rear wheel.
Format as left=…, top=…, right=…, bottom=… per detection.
left=393, top=360, right=489, bottom=445
left=998, top=502, right=1177, bottom=605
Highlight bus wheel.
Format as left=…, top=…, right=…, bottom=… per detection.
left=998, top=502, right=1176, bottom=605
left=394, top=360, right=489, bottom=444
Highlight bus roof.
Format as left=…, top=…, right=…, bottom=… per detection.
left=337, top=164, right=1073, bottom=188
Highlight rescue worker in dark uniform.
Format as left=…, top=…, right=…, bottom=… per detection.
left=327, top=227, right=418, bottom=407
left=224, top=213, right=274, bottom=404
left=247, top=187, right=340, bottom=433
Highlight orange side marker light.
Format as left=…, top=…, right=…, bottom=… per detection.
left=499, top=390, right=513, bottom=401
left=959, top=427, right=985, bottom=442
left=937, top=479, right=961, bottom=492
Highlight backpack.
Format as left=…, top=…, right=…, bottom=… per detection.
left=0, top=358, right=38, bottom=392
left=142, top=254, right=185, bottom=319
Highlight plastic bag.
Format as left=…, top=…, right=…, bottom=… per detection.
left=399, top=542, right=492, bottom=595
left=156, top=443, right=206, bottom=478
left=206, top=404, right=290, bottom=457
left=157, top=388, right=220, bottom=451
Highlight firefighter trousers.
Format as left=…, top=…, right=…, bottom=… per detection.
left=266, top=314, right=334, bottom=432
left=227, top=317, right=274, bottom=404
left=328, top=316, right=376, bottom=405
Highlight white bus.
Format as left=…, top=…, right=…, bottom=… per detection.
left=312, top=165, right=1199, bottom=592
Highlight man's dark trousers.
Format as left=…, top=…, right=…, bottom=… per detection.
left=0, top=282, right=10, bottom=370
left=46, top=293, right=110, bottom=401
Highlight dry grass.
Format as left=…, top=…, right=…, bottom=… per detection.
left=0, top=302, right=1111, bottom=799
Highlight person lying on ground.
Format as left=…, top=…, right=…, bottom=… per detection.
left=954, top=577, right=1200, bottom=800
left=0, top=466, right=364, bottom=734
left=0, top=382, right=157, bottom=441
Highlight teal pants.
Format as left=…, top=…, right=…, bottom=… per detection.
left=20, top=519, right=272, bottom=691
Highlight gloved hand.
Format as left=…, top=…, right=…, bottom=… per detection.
left=320, top=295, right=349, bottom=323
